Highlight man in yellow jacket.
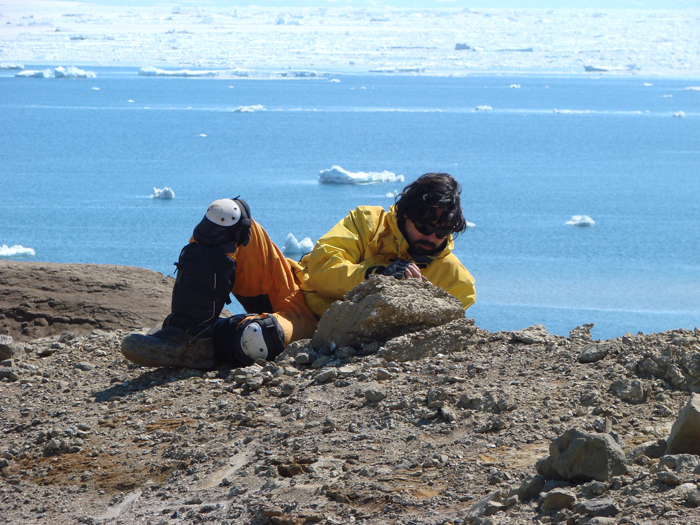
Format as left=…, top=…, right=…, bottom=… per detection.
left=121, top=172, right=475, bottom=369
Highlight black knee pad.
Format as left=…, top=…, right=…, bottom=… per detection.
left=167, top=243, right=237, bottom=336
left=212, top=314, right=285, bottom=367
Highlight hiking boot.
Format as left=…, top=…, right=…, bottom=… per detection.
left=120, top=325, right=217, bottom=370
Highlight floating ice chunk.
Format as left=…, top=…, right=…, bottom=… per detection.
left=330, top=78, right=340, bottom=83
left=475, top=105, right=492, bottom=111
left=54, top=66, right=96, bottom=78
left=199, top=134, right=207, bottom=137
left=465, top=221, right=476, bottom=228
left=128, top=99, right=134, bottom=103
left=566, top=215, right=595, bottom=227
left=0, top=244, right=35, bottom=258
left=15, top=69, right=53, bottom=78
left=643, top=83, right=653, bottom=87
left=151, top=187, right=175, bottom=199
left=1, top=63, right=24, bottom=70
left=684, top=86, right=700, bottom=91
left=232, top=105, right=265, bottom=113
left=92, top=87, right=100, bottom=90
left=554, top=109, right=592, bottom=114
left=673, top=111, right=685, bottom=118
left=283, top=233, right=314, bottom=255
left=138, top=66, right=249, bottom=78
left=510, top=84, right=521, bottom=88
left=386, top=190, right=398, bottom=198
left=319, top=165, right=404, bottom=184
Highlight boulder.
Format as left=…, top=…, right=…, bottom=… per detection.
left=579, top=343, right=611, bottom=363
left=311, top=275, right=464, bottom=350
left=0, top=261, right=174, bottom=341
left=609, top=378, right=649, bottom=404
left=666, top=393, right=700, bottom=455
left=537, top=428, right=628, bottom=482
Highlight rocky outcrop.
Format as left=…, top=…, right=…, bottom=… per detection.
left=0, top=261, right=174, bottom=341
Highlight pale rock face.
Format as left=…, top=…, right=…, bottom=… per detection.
left=666, top=393, right=700, bottom=455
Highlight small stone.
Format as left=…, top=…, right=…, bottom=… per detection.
left=74, top=362, right=95, bottom=371
left=579, top=343, right=610, bottom=363
left=364, top=389, right=386, bottom=403
left=540, top=488, right=576, bottom=511
left=574, top=497, right=620, bottom=517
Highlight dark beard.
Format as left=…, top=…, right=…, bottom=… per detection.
left=408, top=238, right=447, bottom=256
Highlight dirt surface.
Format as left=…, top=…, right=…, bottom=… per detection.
left=0, top=261, right=174, bottom=341
left=2, top=320, right=700, bottom=525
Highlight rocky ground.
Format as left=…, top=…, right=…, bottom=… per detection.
left=1, top=270, right=700, bottom=525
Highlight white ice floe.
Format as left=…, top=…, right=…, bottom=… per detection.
left=566, top=215, right=595, bottom=227
left=15, top=69, right=53, bottom=78
left=673, top=111, right=686, bottom=118
left=465, top=221, right=476, bottom=228
left=54, top=66, right=96, bottom=78
left=283, top=233, right=314, bottom=255
left=151, top=187, right=175, bottom=199
left=0, top=244, right=35, bottom=258
left=475, top=105, right=493, bottom=111
left=15, top=66, right=95, bottom=78
left=643, top=83, right=653, bottom=87
left=330, top=78, right=340, bottom=83
left=684, top=87, right=700, bottom=91
left=232, top=105, right=265, bottom=113
left=386, top=190, right=398, bottom=198
left=510, top=84, right=521, bottom=88
left=1, top=63, right=24, bottom=70
left=319, top=165, right=404, bottom=184
left=138, top=66, right=249, bottom=78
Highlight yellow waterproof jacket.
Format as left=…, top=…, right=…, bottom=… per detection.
left=291, top=205, right=476, bottom=317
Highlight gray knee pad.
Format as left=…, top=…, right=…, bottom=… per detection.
left=212, top=314, right=285, bottom=367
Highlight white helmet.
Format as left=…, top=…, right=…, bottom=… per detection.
left=205, top=199, right=241, bottom=227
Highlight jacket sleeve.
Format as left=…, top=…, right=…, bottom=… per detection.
left=423, top=253, right=476, bottom=311
left=306, top=208, right=388, bottom=301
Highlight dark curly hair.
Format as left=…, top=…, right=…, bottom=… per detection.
left=395, top=173, right=467, bottom=237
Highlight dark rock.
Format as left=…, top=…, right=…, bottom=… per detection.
left=579, top=343, right=611, bottom=363
left=626, top=439, right=667, bottom=461
left=518, top=474, right=546, bottom=501
left=540, top=488, right=576, bottom=511
left=609, top=378, right=649, bottom=404
left=574, top=497, right=620, bottom=517
left=538, top=428, right=627, bottom=482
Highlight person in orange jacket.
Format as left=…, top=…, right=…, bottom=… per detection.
left=121, top=172, right=475, bottom=369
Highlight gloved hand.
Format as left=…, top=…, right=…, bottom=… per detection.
left=193, top=198, right=252, bottom=252
left=381, top=259, right=412, bottom=279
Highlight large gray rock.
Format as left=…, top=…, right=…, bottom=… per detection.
left=666, top=394, right=700, bottom=455
left=0, top=261, right=175, bottom=341
left=609, top=378, right=649, bottom=404
left=311, top=275, right=464, bottom=349
left=537, top=428, right=628, bottom=482
left=0, top=334, right=19, bottom=360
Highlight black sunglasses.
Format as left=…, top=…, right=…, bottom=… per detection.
left=413, top=221, right=453, bottom=239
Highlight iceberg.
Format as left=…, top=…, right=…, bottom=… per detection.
left=232, top=105, right=265, bottom=113
left=319, top=166, right=404, bottom=184
left=151, top=187, right=175, bottom=199
left=683, top=87, right=700, bottom=91
left=1, top=63, right=24, bottom=70
left=54, top=66, right=96, bottom=78
left=15, top=69, right=53, bottom=78
left=0, top=244, right=35, bottom=258
left=138, top=66, right=249, bottom=78
left=566, top=215, right=595, bottom=227
left=475, top=105, right=493, bottom=111
left=283, top=233, right=314, bottom=255
left=673, top=111, right=686, bottom=118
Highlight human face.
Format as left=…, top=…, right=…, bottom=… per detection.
left=403, top=215, right=450, bottom=255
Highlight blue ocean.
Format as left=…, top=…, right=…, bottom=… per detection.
left=1, top=67, right=698, bottom=340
